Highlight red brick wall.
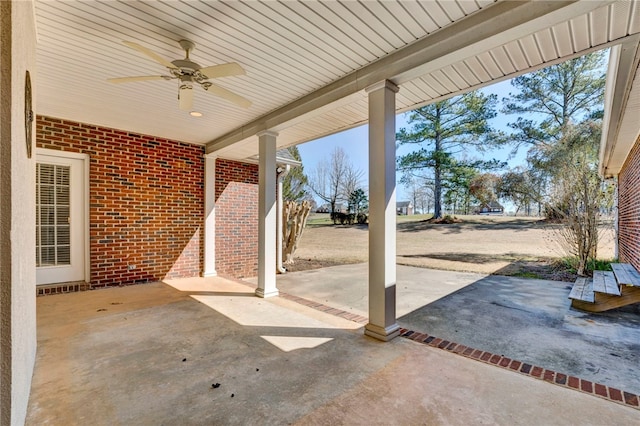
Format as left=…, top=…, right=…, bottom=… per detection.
left=36, top=116, right=204, bottom=287
left=215, top=158, right=259, bottom=278
left=618, top=135, right=640, bottom=271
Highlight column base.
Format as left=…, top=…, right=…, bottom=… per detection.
left=255, top=288, right=279, bottom=298
left=203, top=270, right=218, bottom=278
left=364, top=323, right=400, bottom=342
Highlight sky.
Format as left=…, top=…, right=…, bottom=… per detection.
left=297, top=79, right=528, bottom=203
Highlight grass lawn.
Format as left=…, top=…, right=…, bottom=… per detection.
left=290, top=213, right=616, bottom=281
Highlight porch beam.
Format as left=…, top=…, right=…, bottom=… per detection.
left=206, top=0, right=612, bottom=154
left=365, top=80, right=400, bottom=342
left=256, top=130, right=278, bottom=298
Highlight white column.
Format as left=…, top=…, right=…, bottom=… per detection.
left=203, top=155, right=217, bottom=277
left=365, top=80, right=400, bottom=342
left=256, top=130, right=279, bottom=298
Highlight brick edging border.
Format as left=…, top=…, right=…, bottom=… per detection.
left=276, top=290, right=640, bottom=411
left=397, top=328, right=640, bottom=410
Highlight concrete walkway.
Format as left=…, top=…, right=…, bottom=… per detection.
left=27, top=275, right=639, bottom=425
left=274, top=263, right=640, bottom=396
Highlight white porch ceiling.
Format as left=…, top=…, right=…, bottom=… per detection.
left=34, top=1, right=640, bottom=163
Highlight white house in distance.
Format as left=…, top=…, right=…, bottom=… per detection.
left=396, top=201, right=414, bottom=215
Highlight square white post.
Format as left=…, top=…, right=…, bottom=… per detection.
left=256, top=130, right=279, bottom=298
left=203, top=155, right=217, bottom=277
left=365, top=80, right=400, bottom=341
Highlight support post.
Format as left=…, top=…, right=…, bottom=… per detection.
left=203, top=155, right=217, bottom=277
left=256, top=130, right=279, bottom=298
left=365, top=80, right=400, bottom=341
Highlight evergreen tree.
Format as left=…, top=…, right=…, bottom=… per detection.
left=282, top=146, right=308, bottom=202
left=348, top=188, right=368, bottom=214
left=502, top=51, right=610, bottom=271
left=397, top=91, right=501, bottom=218
left=502, top=50, right=606, bottom=169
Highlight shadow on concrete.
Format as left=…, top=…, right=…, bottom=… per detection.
left=275, top=263, right=640, bottom=396
left=398, top=273, right=640, bottom=395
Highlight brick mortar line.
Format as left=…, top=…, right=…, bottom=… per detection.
left=266, top=286, right=640, bottom=411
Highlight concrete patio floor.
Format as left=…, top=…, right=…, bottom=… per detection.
left=274, top=263, right=640, bottom=396
left=27, top=274, right=639, bottom=425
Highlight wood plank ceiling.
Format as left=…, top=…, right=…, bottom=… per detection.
left=34, top=1, right=640, bottom=162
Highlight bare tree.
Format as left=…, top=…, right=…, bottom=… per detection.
left=341, top=163, right=364, bottom=204
left=403, top=174, right=433, bottom=214
left=308, top=146, right=363, bottom=219
left=550, top=123, right=609, bottom=276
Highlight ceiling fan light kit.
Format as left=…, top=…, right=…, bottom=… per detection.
left=178, top=83, right=194, bottom=111
left=108, top=39, right=251, bottom=110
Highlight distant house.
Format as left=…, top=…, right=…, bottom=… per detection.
left=316, top=203, right=346, bottom=213
left=476, top=201, right=504, bottom=215
left=396, top=201, right=413, bottom=215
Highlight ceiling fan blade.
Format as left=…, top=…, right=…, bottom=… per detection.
left=107, top=75, right=170, bottom=84
left=203, top=83, right=252, bottom=108
left=198, top=62, right=246, bottom=79
left=122, top=41, right=177, bottom=69
left=179, top=85, right=194, bottom=111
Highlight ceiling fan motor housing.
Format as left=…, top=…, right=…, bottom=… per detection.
left=171, top=58, right=200, bottom=73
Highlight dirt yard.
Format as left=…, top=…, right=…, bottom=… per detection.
left=288, top=214, right=616, bottom=281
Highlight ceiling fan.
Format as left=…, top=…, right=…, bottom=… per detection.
left=108, top=39, right=251, bottom=110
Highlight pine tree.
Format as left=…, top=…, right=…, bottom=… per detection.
left=282, top=146, right=308, bottom=202
left=397, top=91, right=501, bottom=218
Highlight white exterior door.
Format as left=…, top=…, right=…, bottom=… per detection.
left=36, top=150, right=88, bottom=285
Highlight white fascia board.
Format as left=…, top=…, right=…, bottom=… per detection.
left=599, top=35, right=640, bottom=178
left=600, top=45, right=622, bottom=177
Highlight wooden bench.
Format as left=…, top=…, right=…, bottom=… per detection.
left=571, top=263, right=640, bottom=312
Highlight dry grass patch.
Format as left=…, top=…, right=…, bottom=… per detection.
left=289, top=214, right=615, bottom=281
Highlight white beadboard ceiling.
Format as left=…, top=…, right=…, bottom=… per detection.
left=34, top=1, right=640, bottom=163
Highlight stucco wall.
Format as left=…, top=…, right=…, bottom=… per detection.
left=0, top=1, right=37, bottom=425
left=618, top=134, right=640, bottom=271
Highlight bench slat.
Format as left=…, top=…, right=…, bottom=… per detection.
left=569, top=277, right=594, bottom=302
left=611, top=263, right=640, bottom=287
left=593, top=271, right=620, bottom=296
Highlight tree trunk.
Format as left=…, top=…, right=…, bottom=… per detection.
left=434, top=162, right=442, bottom=219
left=433, top=110, right=443, bottom=219
left=330, top=200, right=337, bottom=224
left=283, top=200, right=312, bottom=265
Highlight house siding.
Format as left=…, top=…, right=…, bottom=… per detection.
left=618, top=135, right=640, bottom=271
left=36, top=116, right=204, bottom=287
left=215, top=158, right=259, bottom=278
